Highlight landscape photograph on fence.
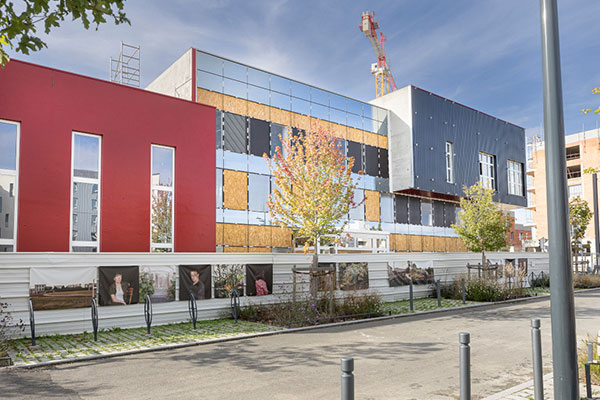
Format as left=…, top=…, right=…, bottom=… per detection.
left=29, top=267, right=96, bottom=311
left=214, top=264, right=244, bottom=298
left=338, top=262, right=369, bottom=291
left=245, top=264, right=273, bottom=296
left=98, top=266, right=140, bottom=306
left=140, top=266, right=176, bottom=303
left=179, top=265, right=212, bottom=300
left=387, top=261, right=435, bottom=287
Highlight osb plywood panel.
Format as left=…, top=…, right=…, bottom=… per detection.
left=224, top=170, right=247, bottom=210
left=395, top=234, right=409, bottom=252
left=197, top=88, right=223, bottom=109
left=223, top=223, right=248, bottom=246
left=434, top=236, right=446, bottom=252
left=293, top=113, right=311, bottom=131
left=216, top=223, right=224, bottom=245
left=409, top=235, right=423, bottom=252
left=223, top=94, right=247, bottom=115
left=329, top=122, right=346, bottom=140
left=347, top=127, right=363, bottom=143
left=447, top=237, right=457, bottom=252
left=377, top=135, right=388, bottom=149
left=364, top=190, right=380, bottom=222
left=272, top=226, right=292, bottom=248
left=423, top=236, right=434, bottom=252
left=224, top=246, right=248, bottom=253
left=249, top=247, right=271, bottom=253
left=247, top=101, right=270, bottom=120
left=248, top=225, right=271, bottom=247
left=456, top=238, right=468, bottom=252
left=271, top=107, right=291, bottom=126
left=364, top=132, right=379, bottom=147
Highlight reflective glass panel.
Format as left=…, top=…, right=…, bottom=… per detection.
left=73, top=134, right=100, bottom=179
left=311, top=103, right=329, bottom=121
left=291, top=81, right=310, bottom=100
left=0, top=176, right=15, bottom=239
left=196, top=51, right=223, bottom=75
left=216, top=168, right=223, bottom=208
left=421, top=200, right=433, bottom=226
left=223, top=60, right=246, bottom=82
left=270, top=91, right=290, bottom=110
left=247, top=84, right=269, bottom=105
left=349, top=189, right=365, bottom=221
left=0, top=121, right=17, bottom=171
left=270, top=74, right=290, bottom=94
left=347, top=113, right=363, bottom=130
left=247, top=67, right=269, bottom=89
left=311, top=88, right=329, bottom=106
left=248, top=173, right=270, bottom=212
left=347, top=99, right=363, bottom=116
left=151, top=189, right=173, bottom=244
left=72, top=182, right=99, bottom=242
left=330, top=94, right=346, bottom=111
left=152, top=146, right=174, bottom=187
left=223, top=78, right=247, bottom=99
left=291, top=97, right=310, bottom=116
left=330, top=108, right=346, bottom=125
left=363, top=104, right=375, bottom=121
left=197, top=70, right=222, bottom=92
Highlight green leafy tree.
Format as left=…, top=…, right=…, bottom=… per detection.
left=265, top=120, right=361, bottom=298
left=569, top=196, right=592, bottom=248
left=1, top=0, right=130, bottom=67
left=451, top=182, right=512, bottom=266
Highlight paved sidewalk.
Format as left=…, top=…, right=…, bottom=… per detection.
left=483, top=373, right=600, bottom=399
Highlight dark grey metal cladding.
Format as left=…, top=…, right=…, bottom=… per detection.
left=410, top=87, right=527, bottom=207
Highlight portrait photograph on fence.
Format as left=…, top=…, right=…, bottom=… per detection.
left=98, top=266, right=139, bottom=306
left=338, top=262, right=369, bottom=291
left=140, top=266, right=176, bottom=303
left=179, top=265, right=211, bottom=301
left=245, top=264, right=273, bottom=296
left=29, top=267, right=96, bottom=311
left=518, top=258, right=528, bottom=275
left=214, top=264, right=244, bottom=298
left=387, top=260, right=435, bottom=287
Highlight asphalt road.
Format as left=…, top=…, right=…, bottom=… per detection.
left=3, top=291, right=600, bottom=400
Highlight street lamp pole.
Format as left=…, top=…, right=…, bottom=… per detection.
left=539, top=0, right=579, bottom=398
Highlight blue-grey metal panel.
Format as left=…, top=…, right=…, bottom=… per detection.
left=410, top=87, right=526, bottom=207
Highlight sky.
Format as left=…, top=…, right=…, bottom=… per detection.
left=7, top=0, right=600, bottom=138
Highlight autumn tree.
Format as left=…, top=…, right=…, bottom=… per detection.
left=265, top=120, right=361, bottom=297
left=1, top=0, right=130, bottom=67
left=581, top=87, right=600, bottom=116
left=569, top=196, right=592, bottom=252
left=451, top=182, right=512, bottom=266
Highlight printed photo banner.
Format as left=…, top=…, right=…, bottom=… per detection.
left=388, top=260, right=435, bottom=287
left=29, top=267, right=96, bottom=311
left=338, top=262, right=369, bottom=291
left=179, top=265, right=211, bottom=301
left=140, top=266, right=176, bottom=303
left=245, top=264, right=273, bottom=296
left=214, top=264, right=245, bottom=298
left=98, top=266, right=139, bottom=306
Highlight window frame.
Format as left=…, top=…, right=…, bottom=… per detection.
left=70, top=132, right=101, bottom=252
left=0, top=119, right=19, bottom=252
left=445, top=142, right=454, bottom=184
left=507, top=160, right=523, bottom=196
left=150, top=144, right=175, bottom=252
left=479, top=152, right=496, bottom=190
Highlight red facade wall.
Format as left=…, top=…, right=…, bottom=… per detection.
left=0, top=60, right=215, bottom=252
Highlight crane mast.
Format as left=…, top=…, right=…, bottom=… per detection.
left=359, top=11, right=397, bottom=97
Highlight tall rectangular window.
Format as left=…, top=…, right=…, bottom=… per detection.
left=445, top=142, right=454, bottom=183
left=479, top=152, right=496, bottom=190
left=71, top=132, right=101, bottom=252
left=507, top=160, right=523, bottom=196
left=0, top=120, right=18, bottom=252
left=568, top=184, right=582, bottom=199
left=421, top=200, right=433, bottom=226
left=151, top=145, right=174, bottom=252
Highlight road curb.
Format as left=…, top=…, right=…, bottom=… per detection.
left=5, top=287, right=600, bottom=370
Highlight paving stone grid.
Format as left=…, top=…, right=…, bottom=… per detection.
left=482, top=373, right=600, bottom=400
left=5, top=298, right=480, bottom=367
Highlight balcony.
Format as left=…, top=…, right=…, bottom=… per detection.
left=567, top=165, right=582, bottom=179
left=566, top=145, right=580, bottom=161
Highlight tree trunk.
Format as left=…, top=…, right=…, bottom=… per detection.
left=310, top=236, right=319, bottom=300
left=481, top=246, right=487, bottom=271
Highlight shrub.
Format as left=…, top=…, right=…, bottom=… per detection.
left=573, top=274, right=600, bottom=289
left=0, top=302, right=24, bottom=357
left=439, top=276, right=526, bottom=302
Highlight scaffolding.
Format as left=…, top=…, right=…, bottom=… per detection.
left=110, top=42, right=140, bottom=87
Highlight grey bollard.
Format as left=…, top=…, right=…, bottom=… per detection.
left=341, top=357, right=354, bottom=400
left=461, top=278, right=466, bottom=304
left=588, top=341, right=594, bottom=363
left=531, top=319, right=544, bottom=400
left=436, top=280, right=442, bottom=307
left=409, top=280, right=414, bottom=312
left=459, top=332, right=471, bottom=400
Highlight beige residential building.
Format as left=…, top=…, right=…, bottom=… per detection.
left=527, top=128, right=600, bottom=252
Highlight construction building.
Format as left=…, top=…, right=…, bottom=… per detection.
left=0, top=47, right=527, bottom=253
left=526, top=129, right=600, bottom=252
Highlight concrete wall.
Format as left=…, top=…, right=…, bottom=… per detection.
left=146, top=48, right=193, bottom=101
left=0, top=251, right=549, bottom=337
